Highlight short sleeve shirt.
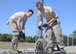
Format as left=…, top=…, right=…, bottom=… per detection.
left=9, top=12, right=27, bottom=23
left=37, top=6, right=53, bottom=21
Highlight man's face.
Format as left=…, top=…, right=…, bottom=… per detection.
left=28, top=12, right=33, bottom=17
left=37, top=4, right=43, bottom=11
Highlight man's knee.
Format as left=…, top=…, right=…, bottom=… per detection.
left=12, top=35, right=19, bottom=42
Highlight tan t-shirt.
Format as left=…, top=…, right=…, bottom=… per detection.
left=37, top=6, right=55, bottom=21
left=37, top=6, right=60, bottom=25
left=8, top=12, right=27, bottom=23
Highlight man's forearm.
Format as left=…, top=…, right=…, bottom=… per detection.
left=22, top=21, right=26, bottom=32
left=17, top=23, right=21, bottom=31
left=47, top=11, right=57, bottom=25
left=47, top=18, right=56, bottom=25
left=38, top=21, right=43, bottom=26
left=17, top=19, right=21, bottom=32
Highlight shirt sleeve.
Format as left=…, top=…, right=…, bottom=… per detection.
left=37, top=11, right=42, bottom=19
left=47, top=6, right=53, bottom=13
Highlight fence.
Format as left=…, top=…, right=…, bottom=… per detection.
left=63, top=36, right=76, bottom=46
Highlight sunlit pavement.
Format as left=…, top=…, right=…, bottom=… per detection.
left=0, top=46, right=76, bottom=54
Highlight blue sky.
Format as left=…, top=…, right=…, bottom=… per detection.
left=0, top=0, right=76, bottom=36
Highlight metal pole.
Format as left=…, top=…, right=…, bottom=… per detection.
left=72, top=36, right=73, bottom=46
left=37, top=0, right=44, bottom=38
left=38, top=0, right=44, bottom=4
left=42, top=0, right=44, bottom=5
left=67, top=36, right=69, bottom=46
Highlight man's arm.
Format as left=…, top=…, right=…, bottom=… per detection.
left=17, top=18, right=21, bottom=32
left=38, top=14, right=43, bottom=27
left=22, top=20, right=26, bottom=33
left=47, top=11, right=57, bottom=25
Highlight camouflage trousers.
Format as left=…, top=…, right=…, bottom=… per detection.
left=44, top=23, right=64, bottom=50
left=10, top=35, right=19, bottom=52
left=7, top=20, right=19, bottom=52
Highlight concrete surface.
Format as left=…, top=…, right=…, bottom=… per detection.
left=0, top=46, right=76, bottom=54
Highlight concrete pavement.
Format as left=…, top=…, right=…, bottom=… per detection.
left=0, top=46, right=76, bottom=54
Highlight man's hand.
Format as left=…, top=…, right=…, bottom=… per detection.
left=42, top=23, right=48, bottom=27
left=38, top=26, right=42, bottom=30
left=19, top=31, right=25, bottom=40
